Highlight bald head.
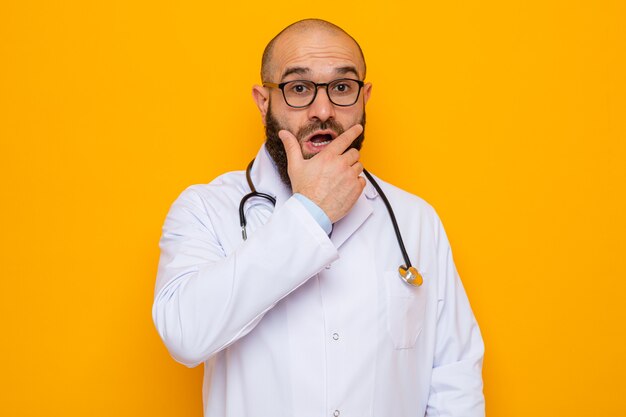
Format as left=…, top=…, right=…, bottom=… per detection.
left=261, top=19, right=366, bottom=83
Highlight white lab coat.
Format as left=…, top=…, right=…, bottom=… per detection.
left=153, top=144, right=484, bottom=417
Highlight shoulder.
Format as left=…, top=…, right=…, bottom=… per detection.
left=167, top=170, right=248, bottom=218
left=365, top=171, right=446, bottom=242
left=366, top=171, right=438, bottom=218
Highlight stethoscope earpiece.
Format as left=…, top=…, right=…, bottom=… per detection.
left=398, top=266, right=423, bottom=287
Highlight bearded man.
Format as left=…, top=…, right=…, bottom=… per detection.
left=153, top=18, right=485, bottom=417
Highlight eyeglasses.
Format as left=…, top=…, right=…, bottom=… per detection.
left=263, top=78, right=365, bottom=108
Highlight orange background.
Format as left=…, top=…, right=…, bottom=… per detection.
left=1, top=1, right=625, bottom=416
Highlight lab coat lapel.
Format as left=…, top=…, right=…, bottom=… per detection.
left=330, top=179, right=376, bottom=250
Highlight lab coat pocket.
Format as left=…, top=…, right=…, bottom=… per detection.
left=385, top=271, right=426, bottom=349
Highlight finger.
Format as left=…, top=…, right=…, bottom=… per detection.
left=352, top=161, right=364, bottom=176
left=341, top=148, right=360, bottom=165
left=324, top=124, right=363, bottom=155
left=278, top=130, right=303, bottom=166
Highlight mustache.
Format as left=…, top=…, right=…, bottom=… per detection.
left=296, top=119, right=345, bottom=140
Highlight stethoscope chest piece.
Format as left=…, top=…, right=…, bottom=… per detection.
left=399, top=265, right=423, bottom=287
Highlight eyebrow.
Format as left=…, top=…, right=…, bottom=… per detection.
left=281, top=67, right=310, bottom=79
left=335, top=66, right=360, bottom=78
left=281, top=65, right=361, bottom=81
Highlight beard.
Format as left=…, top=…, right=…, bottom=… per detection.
left=264, top=104, right=366, bottom=188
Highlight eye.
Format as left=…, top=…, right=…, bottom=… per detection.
left=331, top=81, right=354, bottom=94
left=286, top=81, right=312, bottom=95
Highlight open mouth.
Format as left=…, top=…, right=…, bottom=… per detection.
left=309, top=133, right=334, bottom=147
left=304, top=129, right=338, bottom=149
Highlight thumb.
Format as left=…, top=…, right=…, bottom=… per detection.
left=278, top=130, right=303, bottom=167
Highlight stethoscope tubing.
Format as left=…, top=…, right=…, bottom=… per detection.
left=239, top=159, right=276, bottom=240
left=238, top=158, right=422, bottom=286
left=361, top=169, right=413, bottom=271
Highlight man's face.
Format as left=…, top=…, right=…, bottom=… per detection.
left=253, top=28, right=372, bottom=186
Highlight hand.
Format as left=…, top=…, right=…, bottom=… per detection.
left=279, top=124, right=366, bottom=223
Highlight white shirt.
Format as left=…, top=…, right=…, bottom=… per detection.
left=153, top=145, right=485, bottom=416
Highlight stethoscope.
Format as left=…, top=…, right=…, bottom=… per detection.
left=239, top=159, right=423, bottom=287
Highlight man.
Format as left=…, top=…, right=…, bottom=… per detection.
left=153, top=19, right=484, bottom=417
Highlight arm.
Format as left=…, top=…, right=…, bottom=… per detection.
left=152, top=188, right=338, bottom=367
left=154, top=125, right=365, bottom=367
left=426, top=222, right=485, bottom=416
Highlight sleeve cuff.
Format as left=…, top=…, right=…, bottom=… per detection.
left=293, top=193, right=333, bottom=235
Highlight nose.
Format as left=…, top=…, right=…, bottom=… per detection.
left=306, top=85, right=336, bottom=122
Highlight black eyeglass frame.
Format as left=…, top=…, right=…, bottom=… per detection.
left=263, top=78, right=365, bottom=108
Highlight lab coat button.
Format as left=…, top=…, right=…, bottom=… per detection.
left=325, top=264, right=331, bottom=269
left=332, top=332, right=339, bottom=341
left=333, top=410, right=340, bottom=417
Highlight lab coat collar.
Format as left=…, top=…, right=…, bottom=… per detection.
left=250, top=143, right=378, bottom=249
left=363, top=173, right=378, bottom=199
left=249, top=144, right=292, bottom=208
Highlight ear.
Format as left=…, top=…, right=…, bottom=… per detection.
left=362, top=82, right=372, bottom=105
left=252, top=85, right=270, bottom=126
